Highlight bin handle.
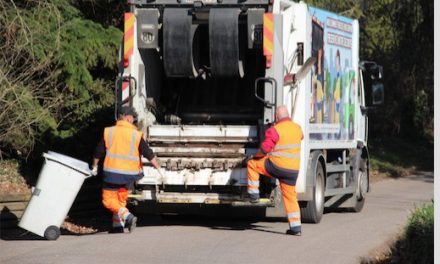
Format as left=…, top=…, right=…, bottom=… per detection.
left=43, top=153, right=94, bottom=178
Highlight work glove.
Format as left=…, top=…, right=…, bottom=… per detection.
left=157, top=168, right=166, bottom=178
left=91, top=166, right=98, bottom=176
left=157, top=168, right=166, bottom=185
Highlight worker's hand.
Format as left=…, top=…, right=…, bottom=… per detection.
left=91, top=166, right=98, bottom=176
left=243, top=153, right=262, bottom=166
left=254, top=151, right=265, bottom=159
left=157, top=168, right=166, bottom=178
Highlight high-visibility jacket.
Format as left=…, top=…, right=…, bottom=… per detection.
left=265, top=120, right=302, bottom=185
left=103, top=120, right=143, bottom=184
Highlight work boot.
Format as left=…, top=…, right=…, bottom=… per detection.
left=109, top=227, right=124, bottom=234
left=125, top=214, right=137, bottom=233
left=250, top=197, right=260, bottom=203
left=286, top=229, right=301, bottom=236
left=246, top=193, right=260, bottom=203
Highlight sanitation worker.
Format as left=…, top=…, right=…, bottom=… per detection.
left=247, top=105, right=303, bottom=236
left=92, top=106, right=163, bottom=233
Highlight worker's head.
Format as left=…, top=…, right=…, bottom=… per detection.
left=275, top=105, right=290, bottom=122
left=118, top=106, right=137, bottom=123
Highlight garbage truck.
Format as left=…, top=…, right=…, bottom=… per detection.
left=116, top=0, right=384, bottom=223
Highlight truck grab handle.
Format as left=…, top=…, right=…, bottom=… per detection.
left=114, top=75, right=137, bottom=120
left=254, top=77, right=277, bottom=107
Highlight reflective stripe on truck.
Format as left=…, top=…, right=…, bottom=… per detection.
left=263, top=13, right=273, bottom=68
left=124, top=12, right=135, bottom=68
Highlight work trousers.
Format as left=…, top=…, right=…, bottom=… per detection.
left=102, top=187, right=132, bottom=228
left=247, top=156, right=301, bottom=232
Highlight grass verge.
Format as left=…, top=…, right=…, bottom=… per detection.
left=362, top=202, right=434, bottom=264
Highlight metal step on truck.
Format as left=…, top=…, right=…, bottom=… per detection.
left=116, top=0, right=384, bottom=223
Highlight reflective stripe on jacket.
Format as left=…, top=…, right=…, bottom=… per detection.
left=103, top=120, right=142, bottom=181
left=268, top=120, right=302, bottom=172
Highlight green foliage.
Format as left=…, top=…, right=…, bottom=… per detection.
left=413, top=90, right=431, bottom=137
left=0, top=0, right=122, bottom=155
left=56, top=17, right=121, bottom=122
left=362, top=202, right=434, bottom=264
left=361, top=0, right=433, bottom=139
left=388, top=202, right=435, bottom=264
left=403, top=202, right=434, bottom=264
left=0, top=78, right=56, bottom=153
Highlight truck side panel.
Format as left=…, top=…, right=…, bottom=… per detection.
left=306, top=6, right=359, bottom=149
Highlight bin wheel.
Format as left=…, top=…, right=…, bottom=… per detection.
left=44, top=226, right=60, bottom=240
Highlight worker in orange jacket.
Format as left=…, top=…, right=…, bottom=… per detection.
left=92, top=106, right=163, bottom=233
left=247, top=105, right=303, bottom=236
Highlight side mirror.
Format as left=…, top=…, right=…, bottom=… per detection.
left=364, top=80, right=385, bottom=107
left=371, top=82, right=384, bottom=105
left=361, top=61, right=384, bottom=107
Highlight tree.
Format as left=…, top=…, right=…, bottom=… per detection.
left=362, top=0, right=433, bottom=138
left=0, top=0, right=122, bottom=157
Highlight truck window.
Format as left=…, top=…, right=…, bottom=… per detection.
left=358, top=70, right=364, bottom=105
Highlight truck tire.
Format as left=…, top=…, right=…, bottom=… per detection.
left=350, top=157, right=368, bottom=212
left=301, top=161, right=325, bottom=223
left=347, top=148, right=368, bottom=212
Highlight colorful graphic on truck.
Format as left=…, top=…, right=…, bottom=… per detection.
left=308, top=7, right=357, bottom=140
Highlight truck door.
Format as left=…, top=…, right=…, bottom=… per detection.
left=356, top=69, right=367, bottom=143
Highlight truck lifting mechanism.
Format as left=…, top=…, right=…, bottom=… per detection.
left=117, top=0, right=384, bottom=223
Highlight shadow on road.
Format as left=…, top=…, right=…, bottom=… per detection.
left=1, top=207, right=45, bottom=240
left=405, top=171, right=433, bottom=183
left=2, top=210, right=288, bottom=240
left=136, top=213, right=287, bottom=235
left=0, top=228, right=45, bottom=241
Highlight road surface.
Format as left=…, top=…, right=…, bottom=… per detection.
left=0, top=172, right=433, bottom=264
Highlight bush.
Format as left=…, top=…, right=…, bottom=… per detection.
left=0, top=0, right=122, bottom=156
left=401, top=202, right=434, bottom=264
left=361, top=202, right=434, bottom=264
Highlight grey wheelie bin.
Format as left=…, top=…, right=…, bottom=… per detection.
left=19, top=151, right=93, bottom=240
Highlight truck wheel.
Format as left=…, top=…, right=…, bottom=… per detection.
left=351, top=158, right=368, bottom=212
left=44, top=225, right=60, bottom=240
left=301, top=161, right=324, bottom=223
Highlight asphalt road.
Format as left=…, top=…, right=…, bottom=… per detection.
left=0, top=172, right=433, bottom=264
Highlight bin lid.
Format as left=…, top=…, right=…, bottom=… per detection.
left=43, top=151, right=92, bottom=176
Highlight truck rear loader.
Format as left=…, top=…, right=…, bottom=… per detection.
left=116, top=0, right=384, bottom=223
